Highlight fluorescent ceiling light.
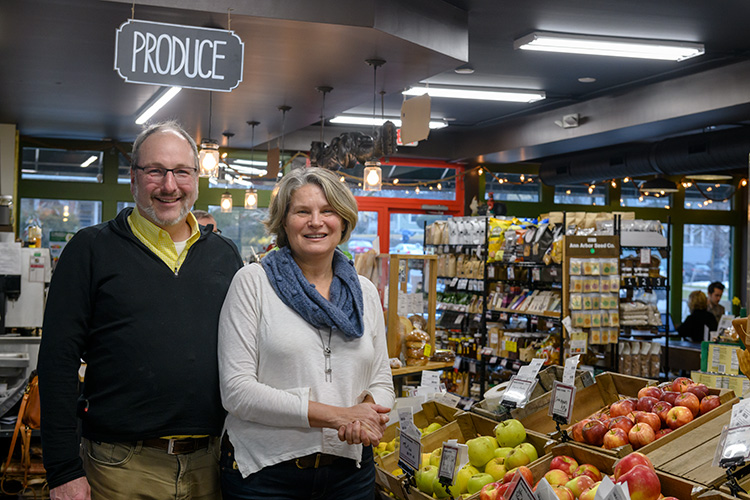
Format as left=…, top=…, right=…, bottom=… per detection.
left=403, top=86, right=545, bottom=103
left=514, top=31, right=704, bottom=61
left=80, top=155, right=98, bottom=168
left=135, top=86, right=182, bottom=125
left=228, top=164, right=268, bottom=176
left=232, top=159, right=268, bottom=167
left=329, top=115, right=448, bottom=129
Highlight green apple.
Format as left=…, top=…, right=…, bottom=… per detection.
left=467, top=436, right=496, bottom=468
left=415, top=465, right=438, bottom=495
left=494, top=419, right=527, bottom=448
left=456, top=464, right=480, bottom=493
left=467, top=472, right=495, bottom=494
left=518, top=442, right=538, bottom=463
left=430, top=447, right=443, bottom=467
left=433, top=476, right=461, bottom=499
left=494, top=447, right=514, bottom=459
left=424, top=422, right=443, bottom=434
left=504, top=447, right=531, bottom=470
left=484, top=457, right=507, bottom=481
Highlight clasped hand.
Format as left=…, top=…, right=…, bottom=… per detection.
left=337, top=402, right=391, bottom=446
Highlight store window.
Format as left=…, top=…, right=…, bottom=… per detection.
left=22, top=147, right=103, bottom=183
left=117, top=201, right=136, bottom=212
left=620, top=181, right=670, bottom=208
left=207, top=206, right=271, bottom=263
left=20, top=198, right=102, bottom=246
left=553, top=184, right=607, bottom=206
left=117, top=151, right=132, bottom=184
left=350, top=164, right=457, bottom=200
left=389, top=213, right=451, bottom=254
left=684, top=182, right=732, bottom=211
left=342, top=211, right=378, bottom=256
left=485, top=172, right=540, bottom=202
left=681, top=224, right=732, bottom=320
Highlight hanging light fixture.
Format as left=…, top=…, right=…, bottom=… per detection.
left=362, top=59, right=385, bottom=191
left=244, top=188, right=258, bottom=209
left=640, top=176, right=679, bottom=196
left=220, top=191, right=233, bottom=213
left=199, top=92, right=220, bottom=177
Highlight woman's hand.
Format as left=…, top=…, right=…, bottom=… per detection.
left=336, top=402, right=390, bottom=445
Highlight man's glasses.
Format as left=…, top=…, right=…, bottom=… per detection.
left=133, top=165, right=197, bottom=182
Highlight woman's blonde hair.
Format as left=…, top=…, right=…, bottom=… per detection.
left=264, top=167, right=358, bottom=248
left=688, top=290, right=708, bottom=312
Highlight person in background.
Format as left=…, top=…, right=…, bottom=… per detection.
left=678, top=290, right=718, bottom=343
left=38, top=121, right=243, bottom=500
left=193, top=209, right=220, bottom=234
left=708, top=281, right=726, bottom=323
left=218, top=167, right=395, bottom=500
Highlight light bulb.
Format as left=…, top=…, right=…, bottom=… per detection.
left=478, top=167, right=483, bottom=175
left=339, top=176, right=345, bottom=182
left=437, top=183, right=442, bottom=190
left=520, top=174, right=525, bottom=182
left=415, top=186, right=421, bottom=194
left=366, top=170, right=380, bottom=186
left=624, top=177, right=630, bottom=183
left=393, top=178, right=399, bottom=185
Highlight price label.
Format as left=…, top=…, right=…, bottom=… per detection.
left=454, top=314, right=465, bottom=325
left=507, top=266, right=515, bottom=280
left=721, top=425, right=750, bottom=464
left=563, top=355, right=581, bottom=385
left=398, top=429, right=422, bottom=473
left=504, top=340, right=518, bottom=352
left=489, top=356, right=498, bottom=364
left=730, top=399, right=750, bottom=428
left=549, top=381, right=576, bottom=423
left=437, top=443, right=459, bottom=485
left=640, top=248, right=651, bottom=265
left=469, top=361, right=477, bottom=374
left=488, top=266, right=496, bottom=279
left=501, top=378, right=534, bottom=408
left=453, top=356, right=462, bottom=370
left=506, top=470, right=535, bottom=500
left=450, top=277, right=459, bottom=287
left=458, top=278, right=469, bottom=290
left=532, top=268, right=541, bottom=281
left=603, top=483, right=630, bottom=500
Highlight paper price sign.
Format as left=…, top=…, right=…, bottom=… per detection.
left=563, top=355, right=581, bottom=386
left=719, top=425, right=750, bottom=465
left=501, top=378, right=534, bottom=408
left=730, top=399, right=750, bottom=428
left=549, top=381, right=576, bottom=423
left=398, top=430, right=422, bottom=473
left=437, top=443, right=459, bottom=485
left=506, top=471, right=535, bottom=500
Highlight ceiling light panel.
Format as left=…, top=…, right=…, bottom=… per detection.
left=329, top=115, right=448, bottom=129
left=403, top=86, right=545, bottom=103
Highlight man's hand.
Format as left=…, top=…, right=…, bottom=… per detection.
left=50, top=476, right=91, bottom=500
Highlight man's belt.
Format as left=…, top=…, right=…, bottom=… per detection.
left=142, top=437, right=211, bottom=455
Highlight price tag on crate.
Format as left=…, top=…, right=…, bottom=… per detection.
left=548, top=380, right=576, bottom=424
left=437, top=442, right=459, bottom=487
left=598, top=476, right=630, bottom=500
left=500, top=376, right=535, bottom=409
left=562, top=354, right=581, bottom=385
left=398, top=428, right=422, bottom=473
left=715, top=425, right=750, bottom=468
left=506, top=470, right=535, bottom=500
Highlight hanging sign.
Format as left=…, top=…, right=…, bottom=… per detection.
left=115, top=19, right=244, bottom=91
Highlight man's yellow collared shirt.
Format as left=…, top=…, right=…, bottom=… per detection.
left=127, top=208, right=200, bottom=273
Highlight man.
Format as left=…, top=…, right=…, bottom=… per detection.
left=38, top=122, right=243, bottom=500
left=708, top=281, right=726, bottom=324
left=193, top=209, right=220, bottom=233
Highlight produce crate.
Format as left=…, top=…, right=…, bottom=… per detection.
left=473, top=366, right=595, bottom=422
left=566, top=387, right=738, bottom=460
left=378, top=401, right=462, bottom=452
left=375, top=448, right=410, bottom=500
left=531, top=443, right=707, bottom=500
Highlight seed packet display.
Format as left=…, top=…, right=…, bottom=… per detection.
left=601, top=258, right=618, bottom=275
left=569, top=293, right=583, bottom=310
left=583, top=259, right=600, bottom=276
left=569, top=258, right=583, bottom=276
left=570, top=276, right=583, bottom=293
left=591, top=310, right=601, bottom=328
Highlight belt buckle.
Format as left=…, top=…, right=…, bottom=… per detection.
left=166, top=438, right=193, bottom=455
left=295, top=453, right=321, bottom=469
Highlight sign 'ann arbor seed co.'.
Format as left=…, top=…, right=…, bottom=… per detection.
left=114, top=19, right=244, bottom=92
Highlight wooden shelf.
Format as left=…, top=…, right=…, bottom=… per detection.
left=391, top=361, right=454, bottom=377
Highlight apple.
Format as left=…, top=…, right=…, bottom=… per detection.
left=424, top=422, right=443, bottom=434
left=655, top=428, right=672, bottom=439
left=590, top=409, right=611, bottom=422
left=672, top=377, right=693, bottom=393
left=685, top=383, right=709, bottom=401
left=614, top=452, right=655, bottom=480
left=518, top=442, right=539, bottom=463
left=415, top=465, right=439, bottom=494
left=674, top=392, right=700, bottom=417
left=570, top=419, right=591, bottom=443
left=638, top=386, right=664, bottom=400
left=550, top=455, right=579, bottom=476
left=636, top=396, right=660, bottom=413
left=495, top=446, right=514, bottom=459
left=573, top=464, right=603, bottom=482
left=579, top=482, right=601, bottom=500
left=468, top=473, right=496, bottom=495
left=468, top=436, right=497, bottom=468
left=485, top=458, right=507, bottom=481
left=503, top=465, right=533, bottom=486
left=635, top=411, right=661, bottom=433
left=582, top=420, right=607, bottom=446
left=494, top=419, right=527, bottom=448
left=609, top=398, right=637, bottom=418
left=666, top=405, right=694, bottom=429
left=603, top=427, right=629, bottom=449
left=551, top=485, right=575, bottom=500
left=607, top=415, right=634, bottom=434
left=661, top=391, right=680, bottom=405
left=480, top=481, right=505, bottom=500
left=456, top=464, right=481, bottom=493
left=652, top=401, right=673, bottom=424
left=433, top=476, right=462, bottom=499
left=565, top=475, right=595, bottom=498
left=615, top=464, right=661, bottom=500
left=545, top=468, right=571, bottom=486
left=505, top=447, right=532, bottom=470
left=700, top=395, right=721, bottom=415
left=429, top=447, right=442, bottom=467
left=628, top=423, right=656, bottom=449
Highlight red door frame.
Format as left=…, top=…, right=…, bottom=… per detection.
left=354, top=158, right=465, bottom=254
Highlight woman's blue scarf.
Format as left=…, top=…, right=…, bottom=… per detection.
left=261, top=246, right=364, bottom=338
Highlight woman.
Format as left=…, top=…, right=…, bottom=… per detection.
left=677, top=290, right=718, bottom=343
left=218, top=167, right=395, bottom=499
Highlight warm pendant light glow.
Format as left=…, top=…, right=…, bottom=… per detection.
left=244, top=189, right=258, bottom=210
left=199, top=140, right=220, bottom=177
left=220, top=191, right=233, bottom=213
left=363, top=162, right=382, bottom=191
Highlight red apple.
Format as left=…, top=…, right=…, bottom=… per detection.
left=607, top=415, right=634, bottom=434
left=549, top=455, right=579, bottom=476
left=672, top=377, right=693, bottom=393
left=614, top=452, right=654, bottom=480
left=666, top=405, right=694, bottom=429
left=628, top=423, right=656, bottom=449
left=636, top=396, right=660, bottom=413
left=565, top=475, right=595, bottom=498
left=662, top=497, right=680, bottom=500
left=590, top=409, right=611, bottom=422
left=625, top=411, right=639, bottom=423
left=480, top=481, right=505, bottom=500
left=685, top=383, right=709, bottom=401
left=573, top=464, right=603, bottom=482
left=544, top=469, right=571, bottom=486
left=603, top=428, right=629, bottom=449
left=551, top=485, right=575, bottom=500
left=570, top=419, right=591, bottom=443
left=579, top=482, right=601, bottom=500
left=582, top=420, right=607, bottom=446
left=615, top=464, right=661, bottom=500
left=635, top=411, right=661, bottom=433
left=700, top=395, right=721, bottom=415
left=654, top=428, right=672, bottom=439
left=638, top=386, right=664, bottom=400
left=652, top=401, right=673, bottom=424
left=674, top=392, right=700, bottom=417
left=661, top=391, right=680, bottom=405
left=503, top=465, right=533, bottom=487
left=610, top=398, right=637, bottom=418
left=657, top=381, right=672, bottom=390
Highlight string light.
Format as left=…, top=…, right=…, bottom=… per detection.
left=623, top=177, right=630, bottom=183
left=437, top=183, right=442, bottom=190
left=478, top=167, right=484, bottom=175
left=611, top=180, right=617, bottom=188
left=742, top=179, right=748, bottom=187
left=520, top=174, right=525, bottom=182
left=393, top=178, right=399, bottom=185
left=415, top=186, right=421, bottom=194
left=339, top=176, right=345, bottom=182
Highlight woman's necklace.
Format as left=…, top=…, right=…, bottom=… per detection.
left=319, top=328, right=333, bottom=382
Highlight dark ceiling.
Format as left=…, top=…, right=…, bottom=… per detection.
left=3, top=0, right=750, bottom=179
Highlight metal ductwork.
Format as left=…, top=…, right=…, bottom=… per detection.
left=539, top=127, right=750, bottom=185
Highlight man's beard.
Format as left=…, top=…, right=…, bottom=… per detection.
left=133, top=182, right=195, bottom=227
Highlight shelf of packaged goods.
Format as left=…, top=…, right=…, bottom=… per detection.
left=487, top=308, right=562, bottom=320
left=390, top=361, right=455, bottom=377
